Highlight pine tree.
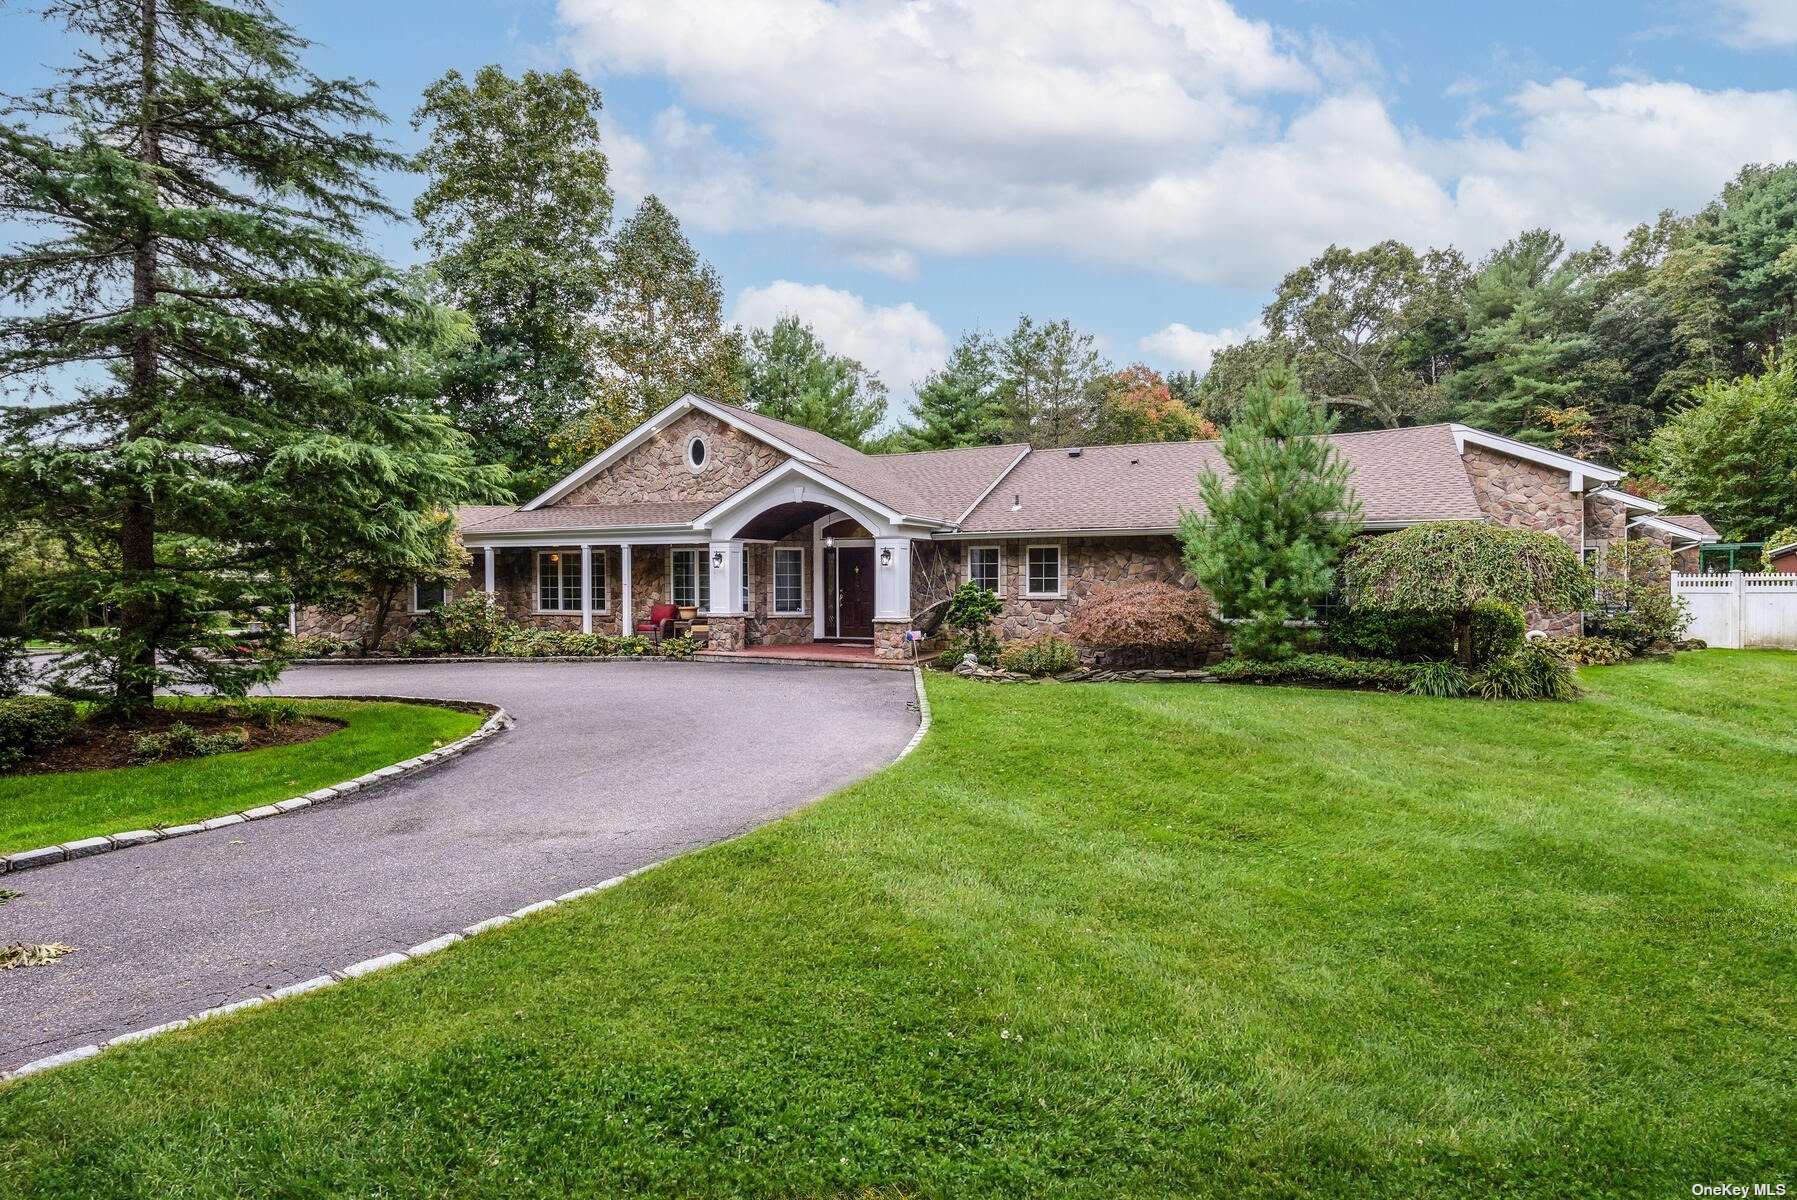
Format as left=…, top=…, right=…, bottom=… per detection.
left=1179, top=366, right=1362, bottom=660
left=412, top=65, right=613, bottom=494
left=558, top=196, right=743, bottom=462
left=903, top=331, right=1004, bottom=448
left=997, top=316, right=1106, bottom=447
left=738, top=316, right=887, bottom=449
left=0, top=0, right=500, bottom=713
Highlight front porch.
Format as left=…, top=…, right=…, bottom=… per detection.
left=697, top=641, right=914, bottom=670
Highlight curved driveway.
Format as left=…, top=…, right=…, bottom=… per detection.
left=1, top=661, right=918, bottom=1072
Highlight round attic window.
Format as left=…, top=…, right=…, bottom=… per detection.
left=685, top=433, right=709, bottom=473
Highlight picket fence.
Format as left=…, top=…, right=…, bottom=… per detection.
left=1671, top=572, right=1797, bottom=649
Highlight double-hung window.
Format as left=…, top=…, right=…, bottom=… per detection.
left=536, top=549, right=597, bottom=612
left=671, top=548, right=711, bottom=611
left=773, top=547, right=805, bottom=614
left=1025, top=545, right=1062, bottom=598
left=412, top=579, right=447, bottom=612
left=968, top=545, right=1001, bottom=594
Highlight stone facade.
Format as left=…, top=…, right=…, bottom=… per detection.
left=873, top=620, right=910, bottom=661
left=559, top=411, right=782, bottom=508
left=983, top=536, right=1193, bottom=641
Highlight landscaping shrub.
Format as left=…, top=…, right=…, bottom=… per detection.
left=658, top=636, right=698, bottom=660
left=1208, top=653, right=1418, bottom=692
left=1066, top=581, right=1216, bottom=658
left=1542, top=635, right=1633, bottom=666
left=1470, top=600, right=1526, bottom=665
left=0, top=696, right=78, bottom=771
left=1325, top=608, right=1451, bottom=661
left=612, top=635, right=652, bottom=657
left=1406, top=660, right=1471, bottom=698
left=997, top=636, right=1079, bottom=677
left=1587, top=588, right=1692, bottom=653
left=293, top=633, right=353, bottom=658
left=943, top=581, right=1002, bottom=666
left=426, top=594, right=511, bottom=656
left=1473, top=642, right=1579, bottom=701
left=129, top=722, right=250, bottom=764
left=0, top=636, right=30, bottom=698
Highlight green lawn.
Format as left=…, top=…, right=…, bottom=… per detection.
left=0, top=699, right=484, bottom=854
left=1, top=653, right=1792, bottom=1198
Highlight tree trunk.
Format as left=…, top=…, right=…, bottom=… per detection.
left=1455, top=610, right=1475, bottom=669
left=117, top=0, right=161, bottom=712
left=362, top=586, right=398, bottom=657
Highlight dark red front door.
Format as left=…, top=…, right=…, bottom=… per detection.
left=836, top=547, right=875, bottom=639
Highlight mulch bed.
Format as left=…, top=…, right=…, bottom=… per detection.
left=14, top=710, right=345, bottom=775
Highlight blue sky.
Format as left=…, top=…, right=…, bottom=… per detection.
left=6, top=0, right=1796, bottom=416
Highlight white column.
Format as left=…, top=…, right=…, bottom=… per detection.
left=580, top=544, right=593, bottom=634
left=874, top=537, right=912, bottom=621
left=708, top=540, right=746, bottom=616
left=620, top=544, right=633, bottom=632
left=483, top=547, right=495, bottom=597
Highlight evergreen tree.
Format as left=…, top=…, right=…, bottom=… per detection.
left=902, top=331, right=1004, bottom=448
left=412, top=65, right=613, bottom=494
left=1178, top=366, right=1361, bottom=660
left=1443, top=230, right=1596, bottom=441
left=997, top=316, right=1106, bottom=447
left=0, top=0, right=500, bottom=713
left=1686, top=162, right=1797, bottom=363
left=738, top=316, right=887, bottom=449
left=557, top=195, right=743, bottom=462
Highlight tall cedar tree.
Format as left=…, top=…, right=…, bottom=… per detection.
left=555, top=195, right=743, bottom=463
left=903, top=330, right=1005, bottom=449
left=412, top=66, right=612, bottom=494
left=1179, top=366, right=1361, bottom=660
left=738, top=315, right=887, bottom=449
left=0, top=0, right=499, bottom=712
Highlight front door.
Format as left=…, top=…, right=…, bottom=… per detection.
left=836, top=547, right=875, bottom=639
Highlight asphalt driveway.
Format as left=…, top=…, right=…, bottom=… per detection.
left=0, top=660, right=919, bottom=1072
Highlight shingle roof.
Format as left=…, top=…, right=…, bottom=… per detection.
left=1657, top=513, right=1719, bottom=538
left=458, top=501, right=712, bottom=534
left=956, top=423, right=1485, bottom=533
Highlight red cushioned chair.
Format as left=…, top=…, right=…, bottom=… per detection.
left=636, top=603, right=680, bottom=643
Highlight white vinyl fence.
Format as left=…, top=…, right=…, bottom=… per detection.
left=1671, top=572, right=1797, bottom=649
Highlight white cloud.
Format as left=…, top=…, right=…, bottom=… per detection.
left=1139, top=320, right=1263, bottom=375
left=729, top=280, right=949, bottom=401
left=1715, top=0, right=1797, bottom=47
left=564, top=0, right=1797, bottom=290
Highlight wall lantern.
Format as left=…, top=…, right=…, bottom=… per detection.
left=879, top=546, right=894, bottom=567
left=824, top=535, right=835, bottom=550
left=711, top=549, right=725, bottom=568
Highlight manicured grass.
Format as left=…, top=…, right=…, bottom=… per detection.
left=1, top=653, right=1792, bottom=1198
left=0, top=699, right=483, bottom=854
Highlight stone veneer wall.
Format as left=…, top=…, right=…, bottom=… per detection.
left=985, top=535, right=1194, bottom=641
left=558, top=411, right=784, bottom=507
left=748, top=529, right=815, bottom=646
left=910, top=539, right=963, bottom=615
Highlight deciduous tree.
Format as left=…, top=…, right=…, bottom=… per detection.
left=1646, top=348, right=1797, bottom=542
left=412, top=65, right=613, bottom=493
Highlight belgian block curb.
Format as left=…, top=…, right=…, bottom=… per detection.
left=0, top=697, right=511, bottom=876
left=0, top=669, right=933, bottom=1086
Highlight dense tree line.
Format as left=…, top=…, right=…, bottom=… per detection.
left=1206, top=164, right=1797, bottom=469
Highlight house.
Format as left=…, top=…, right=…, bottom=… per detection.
left=1769, top=541, right=1797, bottom=574
left=299, top=395, right=1720, bottom=658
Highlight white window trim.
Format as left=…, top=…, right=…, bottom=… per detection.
left=533, top=548, right=607, bottom=614
left=684, top=432, right=709, bottom=474
left=772, top=546, right=808, bottom=616
left=1024, top=543, right=1065, bottom=599
left=412, top=579, right=448, bottom=613
left=669, top=546, right=712, bottom=612
left=966, top=544, right=1003, bottom=597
